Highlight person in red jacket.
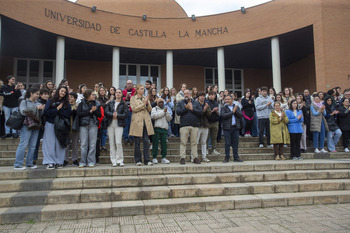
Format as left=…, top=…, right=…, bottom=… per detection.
left=122, top=80, right=136, bottom=145
left=95, top=100, right=105, bottom=165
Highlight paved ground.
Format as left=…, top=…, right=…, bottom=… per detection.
left=0, top=204, right=350, bottom=233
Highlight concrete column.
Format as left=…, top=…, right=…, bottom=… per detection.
left=217, top=47, right=225, bottom=92
left=55, top=36, right=65, bottom=86
left=112, top=47, right=120, bottom=88
left=166, top=50, right=173, bottom=88
left=271, top=36, right=282, bottom=93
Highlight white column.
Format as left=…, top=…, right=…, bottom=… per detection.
left=55, top=36, right=65, bottom=86
left=166, top=50, right=173, bottom=88
left=271, top=36, right=282, bottom=93
left=217, top=47, right=225, bottom=92
left=112, top=47, right=120, bottom=88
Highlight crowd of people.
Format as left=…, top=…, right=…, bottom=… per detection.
left=0, top=74, right=349, bottom=170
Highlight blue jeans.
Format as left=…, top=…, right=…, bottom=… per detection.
left=313, top=121, right=326, bottom=149
left=14, top=125, right=39, bottom=167
left=101, top=129, right=107, bottom=147
left=224, top=126, right=240, bottom=160
left=123, top=111, right=133, bottom=140
left=252, top=112, right=258, bottom=137
left=3, top=106, right=18, bottom=135
left=327, top=129, right=342, bottom=151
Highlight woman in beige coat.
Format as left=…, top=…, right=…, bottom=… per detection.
left=129, top=84, right=154, bottom=166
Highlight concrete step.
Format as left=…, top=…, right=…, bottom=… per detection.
left=1, top=190, right=349, bottom=224
left=1, top=168, right=349, bottom=193
left=1, top=160, right=350, bottom=180
left=0, top=151, right=349, bottom=166
left=1, top=179, right=349, bottom=208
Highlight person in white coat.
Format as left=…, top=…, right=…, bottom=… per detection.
left=151, top=98, right=172, bottom=164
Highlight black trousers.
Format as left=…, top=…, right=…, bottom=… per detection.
left=258, top=118, right=270, bottom=145
left=290, top=133, right=302, bottom=158
left=134, top=125, right=150, bottom=164
left=342, top=130, right=350, bottom=149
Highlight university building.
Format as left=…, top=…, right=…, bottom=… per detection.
left=0, top=0, right=349, bottom=95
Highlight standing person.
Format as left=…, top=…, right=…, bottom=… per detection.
left=104, top=89, right=128, bottom=167
left=255, top=86, right=274, bottom=148
left=76, top=89, right=102, bottom=168
left=170, top=87, right=178, bottom=137
left=197, top=91, right=211, bottom=162
left=276, top=94, right=288, bottom=111
left=94, top=93, right=105, bottom=165
left=324, top=96, right=342, bottom=152
left=108, top=86, right=117, bottom=101
left=310, top=95, right=328, bottom=153
left=303, top=89, right=313, bottom=142
left=270, top=101, right=290, bottom=160
left=129, top=84, right=154, bottom=166
left=176, top=89, right=203, bottom=165
left=97, top=87, right=109, bottom=151
left=151, top=98, right=172, bottom=164
left=207, top=91, right=220, bottom=156
left=33, top=88, right=50, bottom=166
left=174, top=83, right=187, bottom=137
left=338, top=98, right=350, bottom=152
left=0, top=75, right=22, bottom=138
left=148, top=88, right=158, bottom=108
left=122, top=80, right=136, bottom=145
left=76, top=84, right=87, bottom=104
left=297, top=95, right=308, bottom=153
left=13, top=88, right=44, bottom=170
left=144, top=80, right=152, bottom=97
left=286, top=100, right=303, bottom=160
left=241, top=89, right=255, bottom=137
left=221, top=95, right=243, bottom=163
left=269, top=87, right=276, bottom=101
left=64, top=92, right=79, bottom=166
left=43, top=86, right=71, bottom=169
left=192, top=87, right=199, bottom=101
left=44, top=80, right=54, bottom=91
left=282, top=87, right=295, bottom=105
left=160, top=87, right=174, bottom=137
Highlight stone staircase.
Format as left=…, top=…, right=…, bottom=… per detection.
left=0, top=137, right=349, bottom=224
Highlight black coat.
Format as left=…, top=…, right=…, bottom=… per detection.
left=104, top=100, right=128, bottom=128
left=325, top=106, right=339, bottom=132
left=77, top=99, right=102, bottom=126
left=338, top=106, right=350, bottom=131
left=207, top=99, right=220, bottom=123
left=176, top=99, right=202, bottom=127
left=241, top=97, right=255, bottom=118
left=221, top=104, right=243, bottom=130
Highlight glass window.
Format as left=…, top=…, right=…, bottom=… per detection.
left=151, top=66, right=158, bottom=78
left=205, top=68, right=213, bottom=85
left=141, top=65, right=149, bottom=77
left=214, top=69, right=218, bottom=85
left=120, top=64, right=126, bottom=75
left=43, top=61, right=53, bottom=78
left=17, top=60, right=27, bottom=77
left=128, top=65, right=136, bottom=76
left=29, top=60, right=39, bottom=77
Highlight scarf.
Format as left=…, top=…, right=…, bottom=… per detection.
left=313, top=101, right=323, bottom=109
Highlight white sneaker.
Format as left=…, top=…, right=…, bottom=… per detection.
left=259, top=144, right=264, bottom=148
left=149, top=144, right=153, bottom=150
left=283, top=144, right=287, bottom=148
left=212, top=149, right=220, bottom=155
left=112, top=163, right=117, bottom=167
left=314, top=148, right=320, bottom=153
left=30, top=165, right=38, bottom=169
left=320, top=149, right=327, bottom=153
left=206, top=150, right=208, bottom=155
left=267, top=145, right=273, bottom=148
left=161, top=158, right=170, bottom=164
left=152, top=158, right=158, bottom=164
left=136, top=162, right=142, bottom=166
left=345, top=148, right=349, bottom=153
left=202, top=157, right=210, bottom=163
left=244, top=134, right=249, bottom=137
left=147, top=161, right=153, bottom=166
left=14, top=167, right=26, bottom=170
left=119, top=163, right=124, bottom=167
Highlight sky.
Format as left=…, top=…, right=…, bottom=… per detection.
left=175, top=0, right=272, bottom=16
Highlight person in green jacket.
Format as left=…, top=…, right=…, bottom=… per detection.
left=269, top=101, right=290, bottom=160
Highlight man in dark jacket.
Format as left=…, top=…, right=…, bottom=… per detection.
left=176, top=89, right=203, bottom=165
left=207, top=91, right=220, bottom=156
left=221, top=95, right=243, bottom=163
left=0, top=75, right=22, bottom=138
